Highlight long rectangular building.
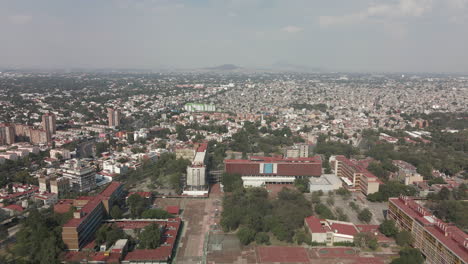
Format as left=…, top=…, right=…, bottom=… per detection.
left=388, top=196, right=468, bottom=264
left=331, top=155, right=381, bottom=195
left=62, top=182, right=124, bottom=250
left=224, top=156, right=322, bottom=187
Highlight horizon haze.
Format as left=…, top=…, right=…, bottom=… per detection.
left=1, top=0, right=468, bottom=73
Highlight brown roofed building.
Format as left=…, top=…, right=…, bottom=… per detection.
left=224, top=155, right=322, bottom=187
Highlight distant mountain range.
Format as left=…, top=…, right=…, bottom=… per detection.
left=196, top=63, right=325, bottom=73
left=204, top=64, right=242, bottom=71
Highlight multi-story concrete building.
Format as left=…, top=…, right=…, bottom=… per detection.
left=42, top=113, right=56, bottom=138
left=392, top=160, right=424, bottom=185
left=286, top=144, right=309, bottom=158
left=29, top=128, right=49, bottom=144
left=107, top=108, right=121, bottom=127
left=0, top=123, right=15, bottom=145
left=50, top=148, right=71, bottom=160
left=388, top=196, right=468, bottom=264
left=61, top=159, right=96, bottom=193
left=185, top=143, right=208, bottom=191
left=331, top=155, right=381, bottom=195
left=50, top=177, right=70, bottom=195
left=184, top=103, right=216, bottom=112
left=225, top=155, right=322, bottom=187
left=62, top=182, right=123, bottom=250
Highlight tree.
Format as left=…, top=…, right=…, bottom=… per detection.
left=379, top=220, right=398, bottom=237
left=110, top=205, right=123, bottom=219
left=390, top=247, right=424, bottom=264
left=437, top=187, right=451, bottom=200
left=14, top=208, right=65, bottom=263
left=95, top=224, right=125, bottom=248
left=295, top=230, right=309, bottom=245
left=255, top=232, right=270, bottom=245
left=237, top=226, right=255, bottom=245
left=358, top=208, right=373, bottom=223
left=336, top=187, right=351, bottom=200
left=222, top=173, right=243, bottom=192
left=176, top=125, right=188, bottom=141
left=141, top=209, right=174, bottom=219
left=138, top=223, right=161, bottom=249
left=315, top=203, right=335, bottom=220
left=127, top=194, right=147, bottom=218
left=354, top=232, right=378, bottom=250
left=294, top=178, right=309, bottom=193
left=395, top=230, right=413, bottom=247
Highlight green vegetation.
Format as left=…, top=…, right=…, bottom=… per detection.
left=395, top=230, right=413, bottom=247
left=390, top=247, right=424, bottom=264
left=425, top=184, right=468, bottom=230
left=335, top=187, right=352, bottom=200
left=120, top=153, right=190, bottom=193
left=255, top=232, right=270, bottom=245
left=127, top=194, right=149, bottom=218
left=13, top=208, right=67, bottom=264
left=367, top=160, right=397, bottom=181
left=141, top=209, right=174, bottom=219
left=221, top=173, right=243, bottom=192
left=349, top=201, right=360, bottom=212
left=138, top=223, right=161, bottom=249
left=333, top=241, right=355, bottom=247
left=294, top=178, right=309, bottom=193
left=291, top=103, right=328, bottom=112
left=314, top=203, right=335, bottom=220
left=367, top=181, right=417, bottom=202
left=365, top=130, right=468, bottom=177
left=237, top=226, right=256, bottom=245
left=110, top=205, right=123, bottom=219
left=353, top=232, right=378, bottom=250
left=335, top=207, right=349, bottom=221
left=358, top=208, right=373, bottom=223
left=95, top=142, right=109, bottom=156
left=95, top=224, right=126, bottom=248
left=221, top=187, right=312, bottom=244
left=230, top=121, right=295, bottom=156
left=0, top=152, right=49, bottom=188
left=206, top=140, right=227, bottom=171
left=379, top=220, right=398, bottom=237
left=314, top=134, right=358, bottom=158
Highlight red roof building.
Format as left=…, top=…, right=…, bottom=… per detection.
left=332, top=155, right=381, bottom=196
left=62, top=182, right=124, bottom=250
left=166, top=206, right=179, bottom=215
left=304, top=215, right=360, bottom=245
left=388, top=196, right=468, bottom=264
left=224, top=156, right=322, bottom=188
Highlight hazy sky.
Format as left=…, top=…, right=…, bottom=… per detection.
left=1, top=0, right=468, bottom=72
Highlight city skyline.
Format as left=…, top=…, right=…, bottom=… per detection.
left=1, top=0, right=468, bottom=73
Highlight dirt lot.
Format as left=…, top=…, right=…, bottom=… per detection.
left=166, top=184, right=223, bottom=264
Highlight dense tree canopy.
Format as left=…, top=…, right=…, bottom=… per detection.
left=138, top=223, right=161, bottom=249
left=222, top=187, right=312, bottom=244
left=14, top=208, right=65, bottom=264
left=390, top=248, right=424, bottom=264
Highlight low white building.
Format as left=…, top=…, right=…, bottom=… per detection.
left=305, top=215, right=359, bottom=246
left=103, top=160, right=129, bottom=175
left=50, top=148, right=71, bottom=160
left=242, top=176, right=295, bottom=187
left=309, top=174, right=342, bottom=193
